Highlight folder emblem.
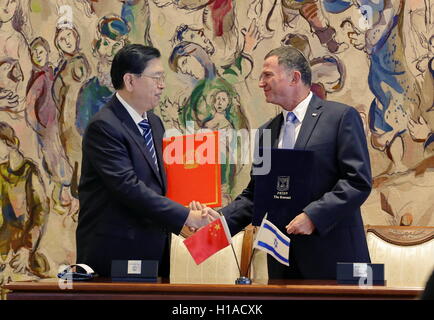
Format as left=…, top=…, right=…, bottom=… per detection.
left=276, top=176, right=290, bottom=192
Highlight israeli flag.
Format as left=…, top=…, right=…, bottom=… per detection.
left=253, top=215, right=290, bottom=266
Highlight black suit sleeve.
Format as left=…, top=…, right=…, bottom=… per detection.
left=304, top=107, right=372, bottom=235
left=221, top=176, right=255, bottom=236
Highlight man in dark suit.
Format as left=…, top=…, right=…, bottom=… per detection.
left=194, top=46, right=372, bottom=279
left=76, top=44, right=216, bottom=277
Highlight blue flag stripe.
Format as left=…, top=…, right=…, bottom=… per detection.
left=257, top=241, right=289, bottom=264
left=263, top=223, right=290, bottom=246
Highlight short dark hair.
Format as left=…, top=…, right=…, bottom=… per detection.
left=110, top=44, right=161, bottom=90
left=265, top=46, right=312, bottom=86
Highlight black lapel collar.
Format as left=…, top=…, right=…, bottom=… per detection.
left=109, top=95, right=142, bottom=133
left=295, top=94, right=323, bottom=149
left=109, top=95, right=164, bottom=187
left=265, top=113, right=284, bottom=148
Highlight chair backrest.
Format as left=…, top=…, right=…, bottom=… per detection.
left=170, top=225, right=268, bottom=283
left=170, top=230, right=244, bottom=284
left=365, top=225, right=434, bottom=287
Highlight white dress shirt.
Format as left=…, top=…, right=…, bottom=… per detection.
left=116, top=92, right=148, bottom=134
left=278, top=91, right=313, bottom=149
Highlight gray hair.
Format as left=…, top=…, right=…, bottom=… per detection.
left=265, top=46, right=312, bottom=86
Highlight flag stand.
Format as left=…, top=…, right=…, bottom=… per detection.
left=235, top=276, right=252, bottom=285
left=218, top=212, right=252, bottom=285
left=236, top=219, right=264, bottom=285
left=229, top=242, right=251, bottom=285
left=235, top=246, right=256, bottom=285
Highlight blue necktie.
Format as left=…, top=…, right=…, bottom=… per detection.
left=138, top=119, right=158, bottom=170
left=282, top=112, right=297, bottom=149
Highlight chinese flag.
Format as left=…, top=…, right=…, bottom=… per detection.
left=183, top=216, right=232, bottom=265
left=162, top=131, right=221, bottom=207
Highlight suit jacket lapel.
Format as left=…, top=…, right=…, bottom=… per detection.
left=266, top=113, right=284, bottom=148
left=295, top=94, right=323, bottom=149
left=109, top=96, right=164, bottom=188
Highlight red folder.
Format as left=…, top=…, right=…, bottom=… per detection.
left=162, top=131, right=221, bottom=207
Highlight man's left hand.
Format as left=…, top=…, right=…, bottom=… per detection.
left=286, top=213, right=315, bottom=235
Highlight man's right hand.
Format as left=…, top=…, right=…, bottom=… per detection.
left=186, top=201, right=220, bottom=231
left=189, top=200, right=205, bottom=211
left=189, top=201, right=221, bottom=221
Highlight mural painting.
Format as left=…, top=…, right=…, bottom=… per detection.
left=0, top=0, right=432, bottom=285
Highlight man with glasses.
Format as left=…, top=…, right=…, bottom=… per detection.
left=76, top=44, right=218, bottom=278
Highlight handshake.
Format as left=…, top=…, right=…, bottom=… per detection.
left=184, top=201, right=221, bottom=231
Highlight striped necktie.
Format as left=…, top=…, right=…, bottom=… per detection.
left=138, top=119, right=158, bottom=170
left=282, top=112, right=298, bottom=149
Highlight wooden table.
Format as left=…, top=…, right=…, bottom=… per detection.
left=3, top=279, right=423, bottom=300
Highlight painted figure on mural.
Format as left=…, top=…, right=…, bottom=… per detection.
left=153, top=0, right=235, bottom=39
left=248, top=0, right=348, bottom=53
left=154, top=0, right=239, bottom=66
left=203, top=89, right=234, bottom=130
left=76, top=15, right=130, bottom=134
left=0, top=0, right=32, bottom=112
left=414, top=35, right=434, bottom=76
left=203, top=89, right=242, bottom=201
left=373, top=57, right=433, bottom=227
left=169, top=20, right=261, bottom=127
left=341, top=0, right=425, bottom=175
left=168, top=20, right=262, bottom=203
left=25, top=37, right=74, bottom=216
left=408, top=2, right=434, bottom=78
left=0, top=58, right=23, bottom=113
left=171, top=24, right=216, bottom=57
left=280, top=33, right=345, bottom=99
left=169, top=41, right=244, bottom=203
left=408, top=57, right=434, bottom=163
left=202, top=0, right=239, bottom=63
left=120, top=0, right=153, bottom=45
left=0, top=122, right=49, bottom=286
left=52, top=22, right=90, bottom=212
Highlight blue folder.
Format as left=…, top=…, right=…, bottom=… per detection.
left=253, top=149, right=315, bottom=231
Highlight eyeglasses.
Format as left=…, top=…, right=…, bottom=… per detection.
left=138, top=73, right=166, bottom=85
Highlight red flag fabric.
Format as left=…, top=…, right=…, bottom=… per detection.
left=183, top=216, right=232, bottom=265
